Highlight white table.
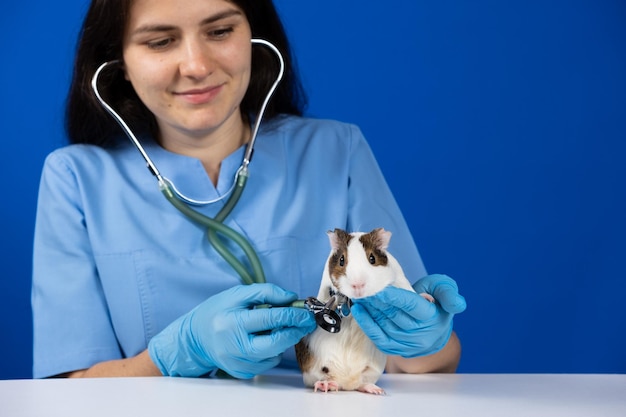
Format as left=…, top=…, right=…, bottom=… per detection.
left=1, top=373, right=624, bottom=417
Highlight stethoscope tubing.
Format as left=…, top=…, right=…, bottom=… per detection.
left=159, top=175, right=265, bottom=285
left=91, top=38, right=284, bottom=286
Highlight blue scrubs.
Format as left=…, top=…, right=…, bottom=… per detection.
left=32, top=115, right=427, bottom=378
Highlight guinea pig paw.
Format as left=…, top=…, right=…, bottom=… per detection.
left=357, top=383, right=386, bottom=395
left=419, top=292, right=435, bottom=303
left=313, top=380, right=340, bottom=393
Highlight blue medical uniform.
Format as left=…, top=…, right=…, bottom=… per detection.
left=32, top=115, right=427, bottom=378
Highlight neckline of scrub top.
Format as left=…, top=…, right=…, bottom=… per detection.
left=140, top=137, right=248, bottom=202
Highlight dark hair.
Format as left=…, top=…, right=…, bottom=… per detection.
left=65, top=0, right=307, bottom=146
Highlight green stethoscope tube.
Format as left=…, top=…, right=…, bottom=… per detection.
left=159, top=171, right=265, bottom=286
left=161, top=175, right=306, bottom=309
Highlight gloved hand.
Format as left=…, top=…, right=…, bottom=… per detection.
left=351, top=274, right=466, bottom=358
left=148, top=283, right=316, bottom=379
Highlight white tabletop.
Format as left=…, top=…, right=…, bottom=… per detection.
left=1, top=373, right=624, bottom=417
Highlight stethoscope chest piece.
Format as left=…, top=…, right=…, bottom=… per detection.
left=304, top=290, right=352, bottom=333
left=315, top=308, right=342, bottom=333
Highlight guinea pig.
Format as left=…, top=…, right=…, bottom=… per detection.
left=295, top=227, right=434, bottom=394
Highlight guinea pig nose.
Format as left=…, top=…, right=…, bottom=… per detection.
left=351, top=282, right=365, bottom=291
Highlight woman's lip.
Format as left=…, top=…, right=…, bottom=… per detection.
left=174, top=85, right=223, bottom=104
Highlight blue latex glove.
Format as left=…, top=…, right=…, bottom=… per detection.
left=351, top=274, right=466, bottom=358
left=148, top=283, right=316, bottom=379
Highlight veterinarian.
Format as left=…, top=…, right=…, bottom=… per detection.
left=32, top=0, right=466, bottom=379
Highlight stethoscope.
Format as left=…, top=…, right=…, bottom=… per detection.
left=91, top=38, right=350, bottom=333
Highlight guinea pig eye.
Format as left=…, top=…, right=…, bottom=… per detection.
left=369, top=254, right=376, bottom=264
left=339, top=255, right=345, bottom=267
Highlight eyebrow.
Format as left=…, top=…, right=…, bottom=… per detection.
left=129, top=9, right=243, bottom=36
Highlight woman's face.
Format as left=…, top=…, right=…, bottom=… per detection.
left=122, top=0, right=252, bottom=142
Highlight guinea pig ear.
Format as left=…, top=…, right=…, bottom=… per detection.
left=327, top=229, right=340, bottom=251
left=373, top=228, right=392, bottom=250
left=327, top=228, right=349, bottom=251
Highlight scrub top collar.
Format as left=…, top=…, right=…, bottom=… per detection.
left=137, top=135, right=249, bottom=203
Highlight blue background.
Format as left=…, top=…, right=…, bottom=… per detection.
left=1, top=0, right=624, bottom=379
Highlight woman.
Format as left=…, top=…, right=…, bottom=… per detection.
left=32, top=0, right=465, bottom=379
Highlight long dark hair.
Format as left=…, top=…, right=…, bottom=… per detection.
left=65, top=0, right=307, bottom=146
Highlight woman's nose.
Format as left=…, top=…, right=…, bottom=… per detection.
left=179, top=40, right=214, bottom=79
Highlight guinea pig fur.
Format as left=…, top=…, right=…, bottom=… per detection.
left=295, top=228, right=427, bottom=394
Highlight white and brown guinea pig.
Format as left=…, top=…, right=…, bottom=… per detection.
left=295, top=227, right=434, bottom=394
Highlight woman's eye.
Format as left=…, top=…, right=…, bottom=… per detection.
left=146, top=38, right=173, bottom=50
left=208, top=27, right=234, bottom=39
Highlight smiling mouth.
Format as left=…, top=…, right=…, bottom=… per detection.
left=174, top=85, right=223, bottom=105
